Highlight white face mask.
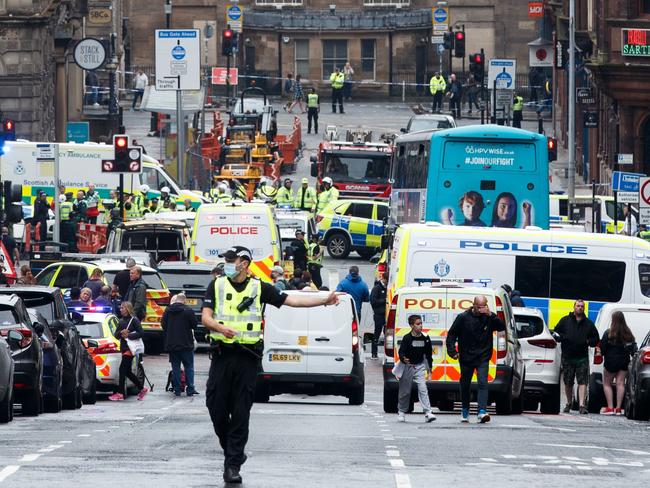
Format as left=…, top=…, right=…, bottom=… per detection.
left=223, top=262, right=238, bottom=278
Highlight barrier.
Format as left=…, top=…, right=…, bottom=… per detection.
left=77, top=223, right=108, bottom=253
left=23, top=223, right=31, bottom=253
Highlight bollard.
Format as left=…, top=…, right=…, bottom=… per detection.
left=402, top=81, right=406, bottom=103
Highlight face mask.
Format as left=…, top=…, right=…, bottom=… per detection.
left=223, top=262, right=238, bottom=278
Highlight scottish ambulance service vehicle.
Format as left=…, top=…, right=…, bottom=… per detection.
left=383, top=284, right=525, bottom=414
left=549, top=194, right=636, bottom=233
left=189, top=202, right=281, bottom=281
left=387, top=223, right=650, bottom=328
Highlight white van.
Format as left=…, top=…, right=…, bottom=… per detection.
left=189, top=202, right=281, bottom=281
left=587, top=303, right=650, bottom=412
left=256, top=291, right=364, bottom=404
left=549, top=194, right=637, bottom=234
left=383, top=284, right=525, bottom=415
left=387, top=223, right=650, bottom=330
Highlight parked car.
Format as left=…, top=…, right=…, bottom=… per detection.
left=0, top=333, right=15, bottom=423
left=157, top=262, right=213, bottom=345
left=256, top=291, right=365, bottom=405
left=0, top=286, right=95, bottom=409
left=28, top=308, right=64, bottom=413
left=624, top=330, right=650, bottom=420
left=0, top=294, right=43, bottom=416
left=513, top=307, right=560, bottom=414
left=105, top=220, right=191, bottom=263
left=400, top=114, right=456, bottom=134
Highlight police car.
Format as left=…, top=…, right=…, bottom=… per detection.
left=316, top=199, right=388, bottom=259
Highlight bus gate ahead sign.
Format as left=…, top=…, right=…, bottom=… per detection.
left=622, top=28, right=650, bottom=56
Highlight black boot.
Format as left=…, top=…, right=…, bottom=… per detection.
left=223, top=466, right=242, bottom=483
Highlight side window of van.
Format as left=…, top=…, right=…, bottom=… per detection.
left=515, top=256, right=551, bottom=298
left=551, top=258, right=625, bottom=302
left=639, top=264, right=650, bottom=297
left=141, top=165, right=161, bottom=191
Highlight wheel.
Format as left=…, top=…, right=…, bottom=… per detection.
left=254, top=385, right=270, bottom=403
left=495, top=386, right=513, bottom=415
left=62, top=387, right=77, bottom=410
left=587, top=375, right=603, bottom=413
left=356, top=249, right=376, bottom=261
left=74, top=386, right=83, bottom=409
left=540, top=384, right=561, bottom=414
left=0, top=386, right=12, bottom=423
left=44, top=384, right=63, bottom=413
left=511, top=372, right=525, bottom=415
left=523, top=399, right=539, bottom=412
left=383, top=387, right=398, bottom=413
left=438, top=400, right=455, bottom=412
left=83, top=380, right=97, bottom=405
left=624, top=389, right=635, bottom=420
left=348, top=384, right=365, bottom=405
left=326, top=233, right=351, bottom=259
left=633, top=391, right=650, bottom=421
left=22, top=388, right=42, bottom=416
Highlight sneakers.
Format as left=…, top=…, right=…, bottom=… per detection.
left=601, top=407, right=615, bottom=415
left=478, top=411, right=491, bottom=424
left=137, top=387, right=149, bottom=401
left=461, top=409, right=470, bottom=423
left=397, top=412, right=406, bottom=423
left=186, top=389, right=199, bottom=397
left=424, top=412, right=437, bottom=423
left=563, top=403, right=571, bottom=413
left=579, top=405, right=588, bottom=415
left=615, top=408, right=623, bottom=416
left=173, top=391, right=181, bottom=397
left=370, top=355, right=378, bottom=360
left=108, top=393, right=124, bottom=401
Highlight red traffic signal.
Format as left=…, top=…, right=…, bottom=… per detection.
left=455, top=31, right=465, bottom=41
left=2, top=119, right=16, bottom=141
left=454, top=30, right=466, bottom=58
left=3, top=120, right=14, bottom=131
left=114, top=135, right=128, bottom=148
left=471, top=53, right=482, bottom=63
left=223, top=29, right=233, bottom=39
left=547, top=137, right=557, bottom=161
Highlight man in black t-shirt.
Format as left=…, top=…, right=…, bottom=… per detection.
left=113, top=258, right=136, bottom=299
left=202, top=246, right=341, bottom=484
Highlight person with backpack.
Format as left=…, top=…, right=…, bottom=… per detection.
left=599, top=311, right=637, bottom=415
left=162, top=293, right=199, bottom=397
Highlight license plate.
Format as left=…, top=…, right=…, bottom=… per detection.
left=185, top=298, right=198, bottom=305
left=269, top=353, right=301, bottom=362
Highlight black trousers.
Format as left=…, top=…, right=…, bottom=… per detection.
left=206, top=347, right=258, bottom=469
left=432, top=93, right=444, bottom=112
left=512, top=110, right=523, bottom=128
left=119, top=354, right=143, bottom=395
left=450, top=97, right=461, bottom=118
left=331, top=88, right=344, bottom=113
left=371, top=312, right=386, bottom=357
left=307, top=107, right=319, bottom=133
left=307, top=263, right=322, bottom=288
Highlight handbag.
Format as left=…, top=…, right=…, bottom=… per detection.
left=124, top=317, right=146, bottom=355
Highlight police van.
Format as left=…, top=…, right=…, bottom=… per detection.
left=383, top=283, right=525, bottom=414
left=386, top=223, right=650, bottom=328
left=549, top=194, right=637, bottom=234
left=189, top=202, right=281, bottom=281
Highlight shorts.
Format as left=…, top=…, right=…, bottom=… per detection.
left=562, top=358, right=589, bottom=386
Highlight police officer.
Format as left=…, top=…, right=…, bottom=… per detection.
left=329, top=67, right=345, bottom=114
left=202, top=246, right=340, bottom=483
left=276, top=178, right=294, bottom=207
left=132, top=184, right=149, bottom=217
left=639, top=224, right=650, bottom=241
left=512, top=92, right=524, bottom=128
left=206, top=179, right=221, bottom=202
left=254, top=178, right=277, bottom=204
left=294, top=177, right=317, bottom=212
left=161, top=186, right=176, bottom=209
left=213, top=184, right=233, bottom=204
left=306, top=88, right=320, bottom=134
left=59, top=194, right=76, bottom=251
left=148, top=198, right=161, bottom=214
left=429, top=71, right=446, bottom=113
left=124, top=199, right=140, bottom=221
left=315, top=177, right=339, bottom=214
left=307, top=234, right=323, bottom=288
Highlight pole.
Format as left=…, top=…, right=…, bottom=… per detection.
left=226, top=51, right=231, bottom=109
left=614, top=112, right=620, bottom=233
left=492, top=79, right=497, bottom=124
left=568, top=0, right=576, bottom=200
left=591, top=179, right=596, bottom=233
left=165, top=0, right=171, bottom=29
left=108, top=33, right=118, bottom=133
left=53, top=144, right=60, bottom=243
left=119, top=174, right=125, bottom=221
left=480, top=48, right=485, bottom=125
left=176, top=89, right=184, bottom=187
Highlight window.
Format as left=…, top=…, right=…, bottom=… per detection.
left=376, top=204, right=388, bottom=222
left=75, top=322, right=104, bottom=339
left=361, top=39, right=376, bottom=79
left=141, top=166, right=161, bottom=191
left=36, top=266, right=58, bottom=286
left=0, top=306, right=19, bottom=326
left=322, top=40, right=348, bottom=80
left=103, top=271, right=164, bottom=290
left=643, top=0, right=650, bottom=14
left=352, top=203, right=374, bottom=220
left=78, top=268, right=89, bottom=285
left=515, top=256, right=551, bottom=298
left=639, top=264, right=650, bottom=297
left=295, top=40, right=309, bottom=79
left=53, top=266, right=80, bottom=289
left=514, top=315, right=544, bottom=338
left=550, top=258, right=625, bottom=302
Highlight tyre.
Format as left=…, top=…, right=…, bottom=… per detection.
left=326, top=233, right=351, bottom=259
left=523, top=399, right=539, bottom=412
left=83, top=380, right=97, bottom=405
left=495, top=386, right=513, bottom=415
left=540, top=384, right=561, bottom=414
left=254, top=386, right=270, bottom=403
left=44, top=387, right=63, bottom=413
left=633, top=391, right=650, bottom=421
left=0, top=387, right=12, bottom=423
left=62, top=387, right=77, bottom=410
left=22, top=388, right=42, bottom=417
left=348, top=384, right=365, bottom=406
left=438, top=400, right=455, bottom=412
left=383, top=387, right=398, bottom=413
left=624, top=390, right=635, bottom=420
left=74, top=386, right=83, bottom=409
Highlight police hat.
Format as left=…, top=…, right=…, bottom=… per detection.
left=218, top=246, right=252, bottom=262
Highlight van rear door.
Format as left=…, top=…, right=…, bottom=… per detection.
left=262, top=302, right=308, bottom=374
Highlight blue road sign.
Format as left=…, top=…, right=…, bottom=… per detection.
left=66, top=122, right=89, bottom=143
left=228, top=5, right=242, bottom=20
left=433, top=8, right=448, bottom=22
left=612, top=171, right=644, bottom=192
left=171, top=45, right=186, bottom=60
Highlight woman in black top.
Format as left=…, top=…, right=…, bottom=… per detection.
left=600, top=311, right=637, bottom=415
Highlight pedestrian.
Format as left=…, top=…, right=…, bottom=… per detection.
left=66, top=287, right=85, bottom=308
left=83, top=268, right=104, bottom=300
left=315, top=177, right=339, bottom=214
left=131, top=184, right=149, bottom=217
left=125, top=265, right=148, bottom=321
left=301, top=270, right=317, bottom=290
left=73, top=190, right=88, bottom=224
left=276, top=178, right=294, bottom=207
left=528, top=67, right=542, bottom=103
left=254, top=178, right=277, bottom=203
left=85, top=184, right=100, bottom=224
left=290, top=230, right=308, bottom=274
left=447, top=73, right=462, bottom=119
left=182, top=198, right=196, bottom=212
left=287, top=74, right=305, bottom=114
left=599, top=311, right=637, bottom=415
left=1, top=226, right=19, bottom=269
left=109, top=301, right=148, bottom=401
left=395, top=314, right=436, bottom=423
left=621, top=205, right=638, bottom=236
left=282, top=73, right=294, bottom=111
left=57, top=194, right=76, bottom=251
left=113, top=257, right=136, bottom=299
left=512, top=92, right=524, bottom=128
left=85, top=70, right=100, bottom=107
left=162, top=293, right=199, bottom=397
left=294, top=177, right=317, bottom=212
left=429, top=71, right=446, bottom=113
left=306, top=234, right=323, bottom=289
left=306, top=88, right=320, bottom=134
left=33, top=191, right=49, bottom=241
left=92, top=285, right=113, bottom=308
left=270, top=265, right=288, bottom=291
left=201, top=246, right=341, bottom=483
left=370, top=271, right=388, bottom=359
left=79, top=287, right=93, bottom=307
left=132, top=69, right=148, bottom=111
left=336, top=265, right=370, bottom=320
left=289, top=269, right=304, bottom=290
left=16, top=265, right=36, bottom=285
left=501, top=284, right=525, bottom=307
left=552, top=299, right=599, bottom=414
left=329, top=67, right=345, bottom=114
left=446, top=295, right=506, bottom=423
left=213, top=184, right=233, bottom=204
left=343, top=62, right=355, bottom=101
left=160, top=186, right=176, bottom=209
left=466, top=74, right=481, bottom=115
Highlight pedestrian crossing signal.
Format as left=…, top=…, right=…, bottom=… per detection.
left=222, top=28, right=234, bottom=56
left=2, top=119, right=15, bottom=141
left=469, top=53, right=484, bottom=83
left=547, top=137, right=557, bottom=162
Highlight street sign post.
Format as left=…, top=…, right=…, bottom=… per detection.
left=618, top=191, right=639, bottom=204
left=617, top=153, right=634, bottom=166
left=487, top=59, right=516, bottom=90
left=36, top=144, right=60, bottom=243
left=226, top=4, right=243, bottom=33
left=612, top=171, right=643, bottom=192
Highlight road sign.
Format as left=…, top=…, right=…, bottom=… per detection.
left=640, top=177, right=650, bottom=208
left=66, top=122, right=89, bottom=143
left=640, top=207, right=650, bottom=225
left=432, top=36, right=444, bottom=44
left=577, top=87, right=595, bottom=104
left=488, top=59, right=516, bottom=90
left=617, top=153, right=634, bottom=165
left=211, top=67, right=239, bottom=85
left=618, top=191, right=639, bottom=204
left=528, top=1, right=544, bottom=17
left=155, top=29, right=201, bottom=91
left=73, top=38, right=106, bottom=71
left=431, top=6, right=449, bottom=29
left=495, top=90, right=512, bottom=112
left=227, top=4, right=243, bottom=33
left=36, top=143, right=55, bottom=162
left=612, top=171, right=643, bottom=193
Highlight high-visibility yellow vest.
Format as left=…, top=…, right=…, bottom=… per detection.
left=429, top=75, right=446, bottom=95
left=307, top=93, right=319, bottom=108
left=294, top=186, right=317, bottom=210
left=330, top=72, right=345, bottom=89
left=513, top=96, right=524, bottom=111
left=276, top=187, right=294, bottom=206
left=125, top=205, right=140, bottom=220
left=209, top=277, right=263, bottom=345
left=639, top=230, right=650, bottom=241
left=60, top=201, right=73, bottom=221
left=307, top=242, right=322, bottom=266
left=255, top=186, right=277, bottom=201
left=316, top=187, right=339, bottom=213
left=214, top=193, right=233, bottom=203
left=102, top=199, right=116, bottom=220
left=133, top=194, right=146, bottom=216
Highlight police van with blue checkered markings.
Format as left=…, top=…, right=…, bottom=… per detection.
left=316, top=199, right=388, bottom=260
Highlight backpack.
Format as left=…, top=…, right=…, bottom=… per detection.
left=165, top=369, right=186, bottom=393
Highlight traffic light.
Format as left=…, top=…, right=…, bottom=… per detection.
left=2, top=120, right=15, bottom=141
left=222, top=28, right=234, bottom=56
left=103, top=134, right=142, bottom=173
left=443, top=32, right=454, bottom=50
left=469, top=53, right=484, bottom=83
left=454, top=31, right=466, bottom=58
left=547, top=137, right=557, bottom=162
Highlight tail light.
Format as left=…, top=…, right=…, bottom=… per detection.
left=351, top=319, right=359, bottom=353
left=528, top=339, right=557, bottom=349
left=0, top=327, right=33, bottom=348
left=152, top=294, right=171, bottom=306
left=594, top=342, right=603, bottom=365
left=315, top=214, right=324, bottom=224
left=495, top=296, right=506, bottom=359
left=384, top=295, right=398, bottom=358
left=641, top=349, right=650, bottom=365
left=260, top=318, right=265, bottom=341
left=94, top=342, right=119, bottom=355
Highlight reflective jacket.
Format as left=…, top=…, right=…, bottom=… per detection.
left=276, top=187, right=294, bottom=206
left=209, top=277, right=263, bottom=345
left=429, top=75, right=447, bottom=95
left=330, top=72, right=345, bottom=89
left=60, top=201, right=73, bottom=221
left=294, top=186, right=317, bottom=210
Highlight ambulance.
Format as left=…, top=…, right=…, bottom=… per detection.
left=189, top=202, right=281, bottom=281
left=1, top=140, right=207, bottom=208
left=382, top=283, right=525, bottom=414
left=386, top=223, right=650, bottom=328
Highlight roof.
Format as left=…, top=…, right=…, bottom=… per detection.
left=395, top=124, right=546, bottom=144
left=41, top=261, right=156, bottom=273
left=157, top=261, right=215, bottom=272
left=408, top=114, right=455, bottom=121
left=121, top=220, right=187, bottom=229
left=0, top=285, right=60, bottom=296
left=0, top=294, right=21, bottom=305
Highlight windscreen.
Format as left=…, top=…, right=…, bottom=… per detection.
left=277, top=218, right=307, bottom=241
left=323, top=152, right=390, bottom=182
left=103, top=271, right=164, bottom=289
left=410, top=118, right=453, bottom=132
left=0, top=306, right=20, bottom=326
left=159, top=269, right=212, bottom=290
left=3, top=294, right=55, bottom=322
left=75, top=322, right=104, bottom=338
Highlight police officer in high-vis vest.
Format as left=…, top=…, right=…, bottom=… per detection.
left=512, top=93, right=524, bottom=128
left=307, top=233, right=323, bottom=288
left=59, top=194, right=76, bottom=251
left=429, top=71, right=446, bottom=113
left=329, top=67, right=345, bottom=114
left=202, top=246, right=341, bottom=484
left=294, top=177, right=317, bottom=212
left=306, top=88, right=320, bottom=134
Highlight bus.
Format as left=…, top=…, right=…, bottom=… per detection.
left=389, top=125, right=550, bottom=229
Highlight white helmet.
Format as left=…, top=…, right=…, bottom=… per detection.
left=322, top=176, right=333, bottom=185
left=218, top=183, right=229, bottom=192
left=140, top=184, right=150, bottom=193
left=59, top=194, right=66, bottom=203
left=161, top=186, right=170, bottom=194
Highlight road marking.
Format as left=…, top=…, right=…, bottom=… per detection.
left=38, top=445, right=63, bottom=453
left=93, top=429, right=106, bottom=433
left=19, top=454, right=41, bottom=462
left=57, top=441, right=72, bottom=444
left=77, top=434, right=90, bottom=437
left=0, top=465, right=20, bottom=483
left=389, top=459, right=405, bottom=468
left=385, top=445, right=398, bottom=449
left=395, top=473, right=411, bottom=488
left=381, top=429, right=391, bottom=432
left=522, top=464, right=537, bottom=468
left=502, top=424, right=576, bottom=432
left=536, top=443, right=650, bottom=456
left=386, top=450, right=400, bottom=457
